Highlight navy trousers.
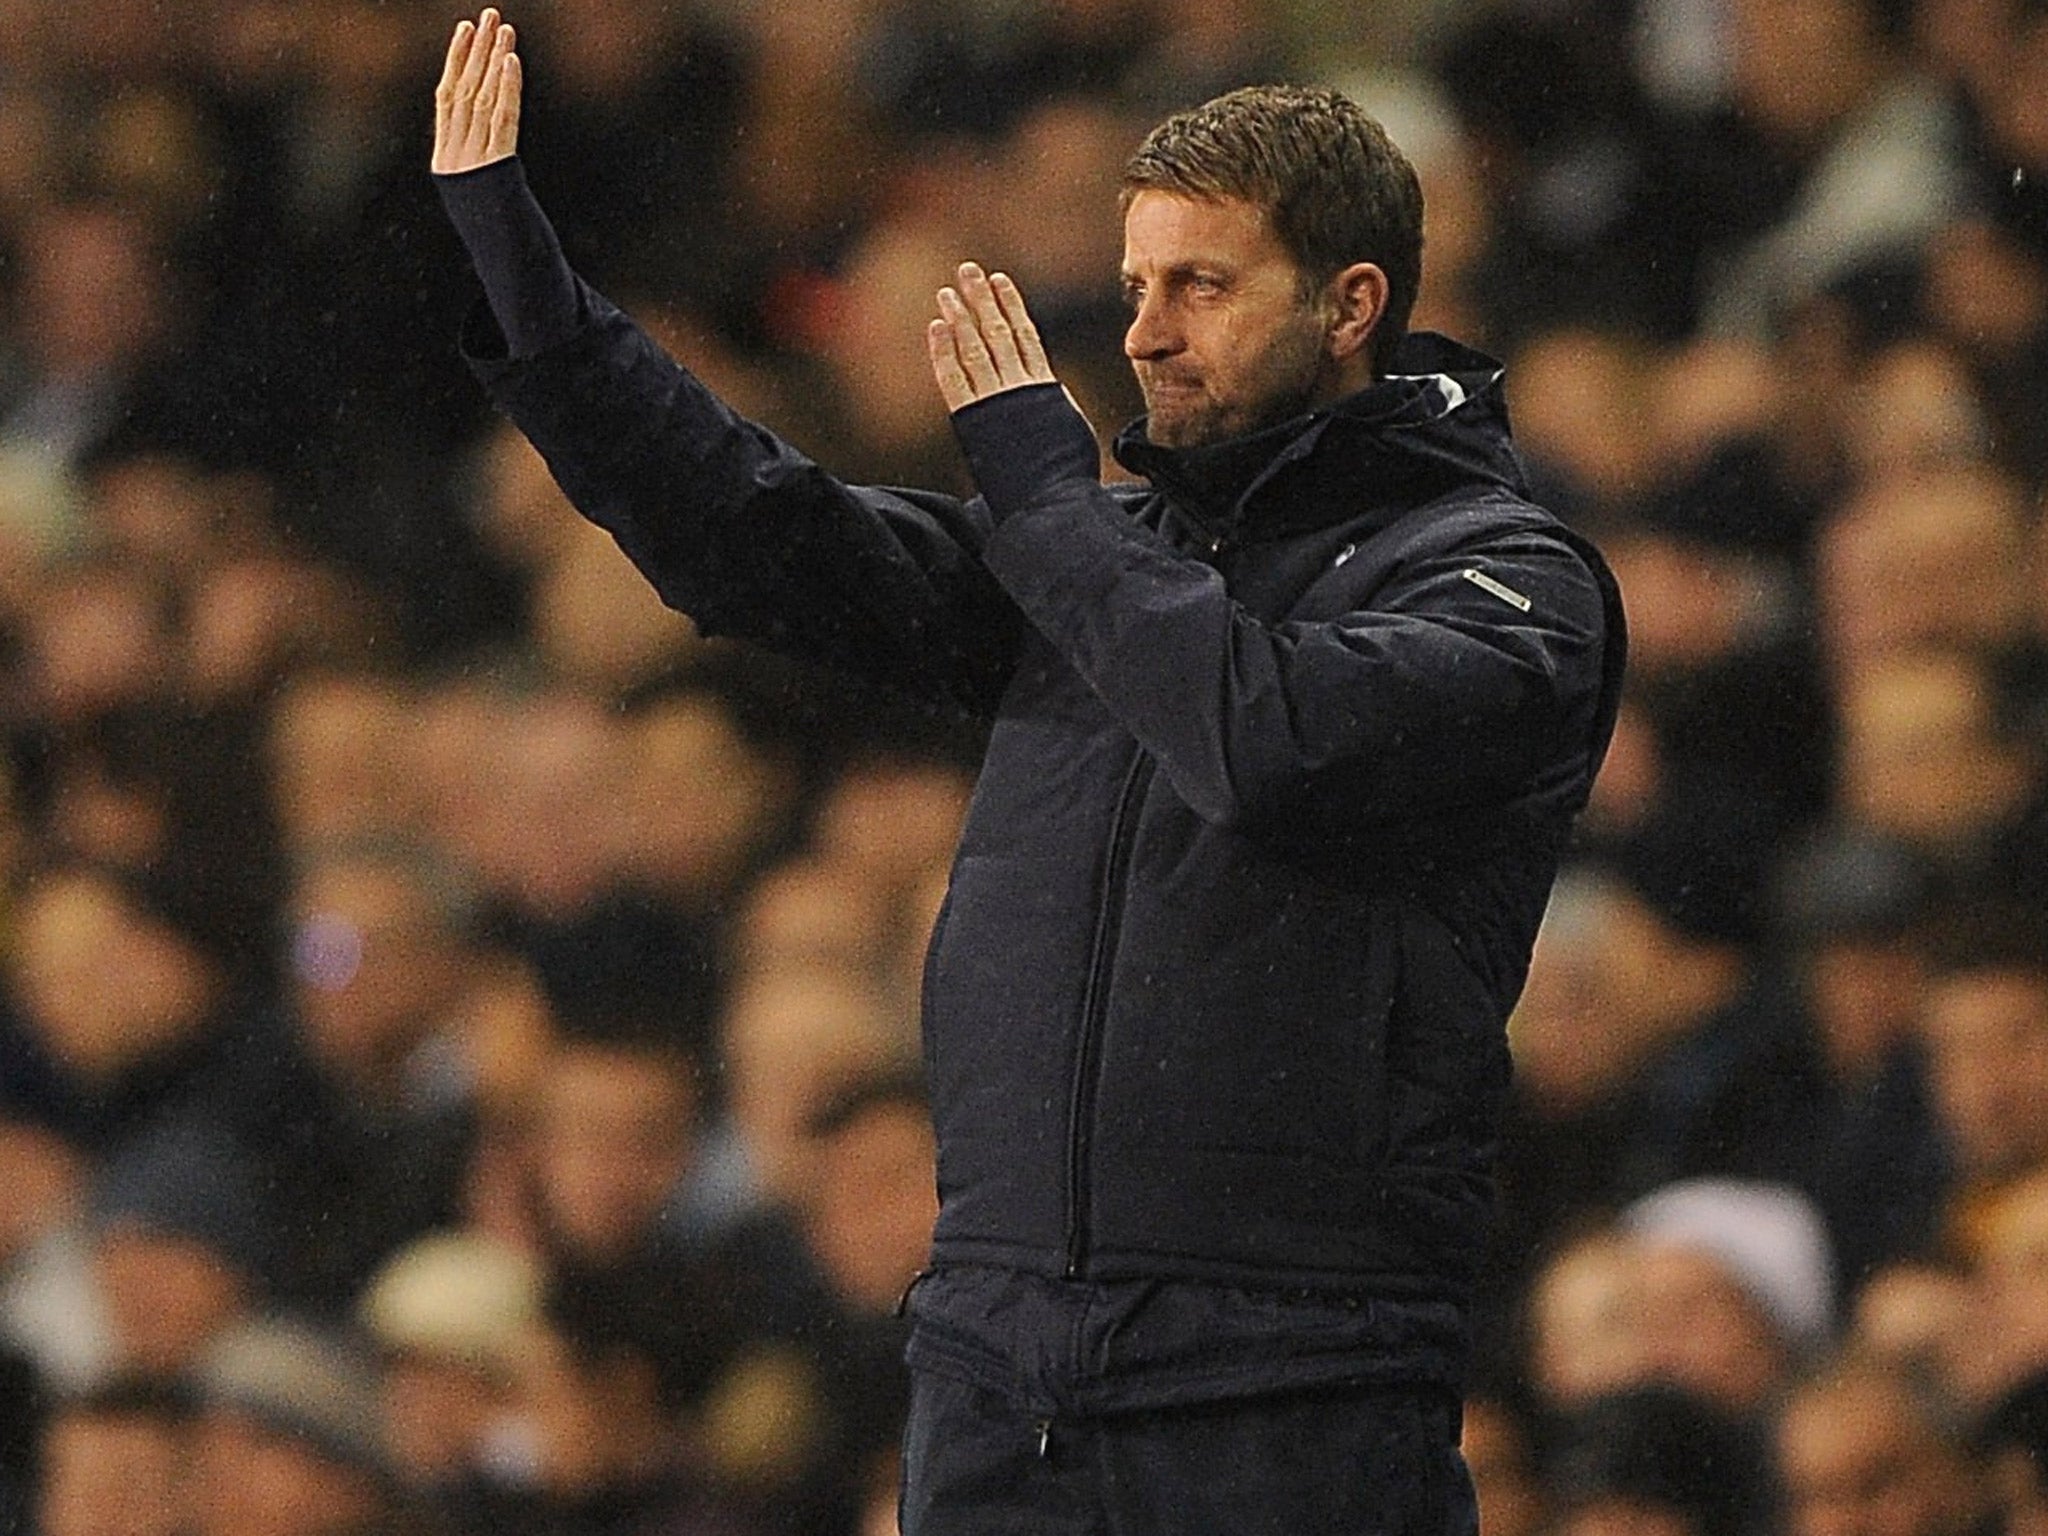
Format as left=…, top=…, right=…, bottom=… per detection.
left=899, top=1371, right=1480, bottom=1536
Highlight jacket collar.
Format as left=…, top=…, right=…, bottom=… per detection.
left=1111, top=332, right=1524, bottom=544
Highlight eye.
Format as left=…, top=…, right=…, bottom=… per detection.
left=1187, top=272, right=1226, bottom=297
left=1121, top=280, right=1145, bottom=311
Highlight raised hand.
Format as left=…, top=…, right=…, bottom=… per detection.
left=432, top=8, right=521, bottom=175
left=928, top=263, right=1057, bottom=413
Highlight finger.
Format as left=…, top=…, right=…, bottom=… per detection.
left=453, top=8, right=501, bottom=111
left=467, top=24, right=515, bottom=155
left=488, top=50, right=522, bottom=159
left=927, top=319, right=975, bottom=413
left=437, top=18, right=475, bottom=109
left=937, top=288, right=1002, bottom=396
left=432, top=20, right=477, bottom=167
left=956, top=263, right=1025, bottom=385
left=990, top=273, right=1051, bottom=381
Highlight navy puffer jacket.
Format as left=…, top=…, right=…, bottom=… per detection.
left=472, top=293, right=1625, bottom=1307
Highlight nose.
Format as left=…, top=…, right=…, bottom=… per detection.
left=1123, top=289, right=1179, bottom=361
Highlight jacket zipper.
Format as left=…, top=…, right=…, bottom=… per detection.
left=1065, top=748, right=1154, bottom=1277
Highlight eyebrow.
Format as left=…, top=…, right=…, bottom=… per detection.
left=1120, top=260, right=1233, bottom=290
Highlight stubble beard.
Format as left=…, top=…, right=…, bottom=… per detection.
left=1136, top=311, right=1332, bottom=451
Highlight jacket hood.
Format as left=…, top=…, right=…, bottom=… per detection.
left=1112, top=332, right=1529, bottom=541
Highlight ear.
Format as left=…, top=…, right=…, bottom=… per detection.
left=1323, top=262, right=1390, bottom=368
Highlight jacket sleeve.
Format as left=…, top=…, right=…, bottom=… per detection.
left=951, top=383, right=1614, bottom=831
left=452, top=193, right=1023, bottom=716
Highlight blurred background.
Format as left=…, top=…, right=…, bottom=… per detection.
left=0, top=0, right=2044, bottom=1532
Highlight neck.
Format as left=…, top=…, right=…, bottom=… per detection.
left=1313, top=348, right=1378, bottom=410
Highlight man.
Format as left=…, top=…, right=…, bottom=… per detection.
left=433, top=11, right=1625, bottom=1531
left=35, top=1379, right=194, bottom=1536
left=188, top=1318, right=400, bottom=1536
left=1774, top=1357, right=1993, bottom=1536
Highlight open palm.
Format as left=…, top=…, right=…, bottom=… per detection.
left=432, top=7, right=521, bottom=175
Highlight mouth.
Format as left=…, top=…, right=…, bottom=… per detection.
left=1140, top=371, right=1204, bottom=401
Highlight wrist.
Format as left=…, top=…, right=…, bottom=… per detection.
left=950, top=383, right=1099, bottom=520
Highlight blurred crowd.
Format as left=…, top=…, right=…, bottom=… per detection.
left=0, top=0, right=2043, bottom=1532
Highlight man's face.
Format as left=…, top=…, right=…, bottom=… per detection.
left=1923, top=968, right=2048, bottom=1180
left=533, top=1044, right=694, bottom=1263
left=289, top=861, right=453, bottom=1086
left=1777, top=1375, right=1973, bottom=1536
left=39, top=1410, right=187, bottom=1536
left=1121, top=190, right=1333, bottom=448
